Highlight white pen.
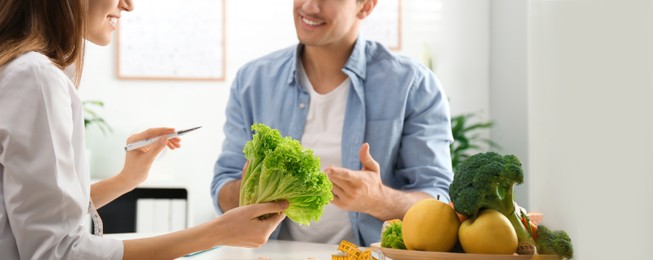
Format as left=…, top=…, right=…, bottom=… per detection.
left=124, top=126, right=202, bottom=152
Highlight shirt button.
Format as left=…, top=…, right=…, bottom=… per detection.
left=299, top=103, right=306, bottom=109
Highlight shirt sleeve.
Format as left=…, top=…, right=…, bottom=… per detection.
left=211, top=69, right=249, bottom=215
left=397, top=68, right=454, bottom=202
left=0, top=60, right=123, bottom=259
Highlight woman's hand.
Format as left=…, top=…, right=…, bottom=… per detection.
left=120, top=127, right=181, bottom=186
left=212, top=201, right=288, bottom=248
left=92, top=128, right=181, bottom=208
left=122, top=201, right=288, bottom=259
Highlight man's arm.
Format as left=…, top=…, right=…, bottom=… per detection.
left=211, top=69, right=252, bottom=214
left=370, top=66, right=454, bottom=219
left=366, top=188, right=432, bottom=221
left=217, top=179, right=241, bottom=212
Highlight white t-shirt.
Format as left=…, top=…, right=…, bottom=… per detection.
left=278, top=62, right=356, bottom=244
left=0, top=52, right=123, bottom=259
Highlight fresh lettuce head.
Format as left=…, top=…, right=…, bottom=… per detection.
left=240, top=123, right=333, bottom=225
left=381, top=220, right=406, bottom=249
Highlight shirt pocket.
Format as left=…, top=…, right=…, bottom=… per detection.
left=364, top=119, right=402, bottom=174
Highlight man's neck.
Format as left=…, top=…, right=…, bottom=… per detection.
left=301, top=42, right=355, bottom=94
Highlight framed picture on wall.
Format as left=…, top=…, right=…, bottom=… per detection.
left=116, top=0, right=226, bottom=81
left=361, top=0, right=402, bottom=50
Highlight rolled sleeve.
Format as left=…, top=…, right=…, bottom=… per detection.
left=357, top=56, right=454, bottom=246
left=399, top=68, right=454, bottom=202
left=211, top=70, right=249, bottom=215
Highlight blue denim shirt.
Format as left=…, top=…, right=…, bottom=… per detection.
left=211, top=38, right=454, bottom=246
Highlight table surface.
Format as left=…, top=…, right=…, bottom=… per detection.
left=105, top=233, right=342, bottom=260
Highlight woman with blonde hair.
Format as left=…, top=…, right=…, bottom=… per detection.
left=0, top=0, right=287, bottom=259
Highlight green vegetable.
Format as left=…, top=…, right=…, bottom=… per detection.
left=536, top=225, right=574, bottom=259
left=449, top=152, right=573, bottom=258
left=449, top=152, right=532, bottom=244
left=381, top=220, right=406, bottom=249
left=240, top=123, right=333, bottom=225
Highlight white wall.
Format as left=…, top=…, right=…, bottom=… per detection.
left=528, top=0, right=653, bottom=259
left=489, top=0, right=530, bottom=209
left=436, top=0, right=490, bottom=119
left=79, top=0, right=490, bottom=226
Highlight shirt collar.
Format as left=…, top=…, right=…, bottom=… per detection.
left=342, top=37, right=367, bottom=80
left=287, top=37, right=368, bottom=86
left=287, top=44, right=303, bottom=86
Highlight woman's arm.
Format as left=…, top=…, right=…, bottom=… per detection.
left=91, top=128, right=181, bottom=208
left=122, top=201, right=288, bottom=259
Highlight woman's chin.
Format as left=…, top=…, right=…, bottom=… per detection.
left=86, top=34, right=112, bottom=46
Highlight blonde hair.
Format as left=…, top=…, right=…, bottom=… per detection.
left=0, top=0, right=87, bottom=85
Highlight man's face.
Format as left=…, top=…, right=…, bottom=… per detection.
left=293, top=0, right=367, bottom=48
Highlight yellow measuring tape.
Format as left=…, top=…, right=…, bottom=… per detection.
left=332, top=240, right=378, bottom=260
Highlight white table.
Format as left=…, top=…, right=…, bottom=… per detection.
left=106, top=233, right=340, bottom=260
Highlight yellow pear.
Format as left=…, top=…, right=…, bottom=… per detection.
left=458, top=209, right=518, bottom=254
left=402, top=198, right=460, bottom=252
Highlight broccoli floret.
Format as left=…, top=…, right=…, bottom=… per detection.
left=450, top=152, right=575, bottom=258
left=449, top=152, right=535, bottom=246
left=536, top=225, right=574, bottom=259
left=381, top=220, right=406, bottom=249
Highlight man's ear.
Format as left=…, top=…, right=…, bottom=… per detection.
left=357, top=0, right=378, bottom=19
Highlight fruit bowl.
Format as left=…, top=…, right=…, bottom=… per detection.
left=370, top=243, right=560, bottom=260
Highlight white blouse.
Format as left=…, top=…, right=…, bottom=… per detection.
left=0, top=52, right=123, bottom=259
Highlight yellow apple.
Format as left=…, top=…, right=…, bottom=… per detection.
left=458, top=209, right=518, bottom=254
left=402, top=198, right=460, bottom=252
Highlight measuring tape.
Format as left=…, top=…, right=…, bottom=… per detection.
left=332, top=240, right=378, bottom=260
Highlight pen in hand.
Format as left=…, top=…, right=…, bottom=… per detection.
left=124, top=126, right=202, bottom=152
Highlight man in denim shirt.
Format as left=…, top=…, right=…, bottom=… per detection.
left=211, top=0, right=454, bottom=247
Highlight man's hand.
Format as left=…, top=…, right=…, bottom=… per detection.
left=326, top=143, right=431, bottom=221
left=326, top=143, right=384, bottom=214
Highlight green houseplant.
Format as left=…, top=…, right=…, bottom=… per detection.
left=82, top=100, right=112, bottom=134
left=450, top=113, right=496, bottom=172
